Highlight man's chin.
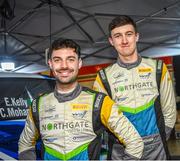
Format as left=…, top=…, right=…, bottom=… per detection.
left=58, top=80, right=71, bottom=84
left=56, top=78, right=77, bottom=85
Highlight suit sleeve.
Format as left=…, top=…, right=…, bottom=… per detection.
left=18, top=102, right=39, bottom=160
left=160, top=63, right=176, bottom=139
left=100, top=95, right=144, bottom=159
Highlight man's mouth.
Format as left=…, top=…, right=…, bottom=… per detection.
left=60, top=71, right=70, bottom=77
left=57, top=69, right=73, bottom=77
left=121, top=45, right=129, bottom=48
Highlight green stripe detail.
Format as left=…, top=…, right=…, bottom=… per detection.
left=45, top=142, right=89, bottom=160
left=118, top=99, right=155, bottom=114
left=85, top=91, right=96, bottom=107
left=38, top=96, right=43, bottom=112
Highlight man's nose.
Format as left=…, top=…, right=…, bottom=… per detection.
left=122, top=36, right=128, bottom=44
left=61, top=61, right=68, bottom=68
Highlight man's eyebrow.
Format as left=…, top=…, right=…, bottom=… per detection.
left=52, top=56, right=60, bottom=59
left=67, top=56, right=76, bottom=59
left=113, top=33, right=121, bottom=36
left=126, top=31, right=134, bottom=33
left=52, top=56, right=61, bottom=59
left=113, top=31, right=134, bottom=36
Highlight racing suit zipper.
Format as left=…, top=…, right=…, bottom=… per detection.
left=63, top=103, right=66, bottom=159
left=131, top=68, right=137, bottom=108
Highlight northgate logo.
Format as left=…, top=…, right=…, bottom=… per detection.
left=42, top=121, right=89, bottom=131
left=114, top=82, right=153, bottom=92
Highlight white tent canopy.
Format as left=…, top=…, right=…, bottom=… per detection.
left=0, top=0, right=180, bottom=73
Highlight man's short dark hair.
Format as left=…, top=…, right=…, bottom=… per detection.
left=108, top=15, right=137, bottom=36
left=48, top=38, right=81, bottom=59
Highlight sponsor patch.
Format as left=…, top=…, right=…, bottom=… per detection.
left=139, top=73, right=151, bottom=79
left=115, top=96, right=128, bottom=102
left=71, top=135, right=93, bottom=142
left=113, top=72, right=124, bottom=79
left=41, top=121, right=89, bottom=131
left=72, top=104, right=89, bottom=111
left=45, top=138, right=58, bottom=142
left=72, top=111, right=87, bottom=119
left=114, top=81, right=153, bottom=92
left=138, top=67, right=152, bottom=73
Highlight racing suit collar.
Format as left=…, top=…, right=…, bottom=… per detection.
left=54, top=84, right=82, bottom=102
left=117, top=54, right=142, bottom=70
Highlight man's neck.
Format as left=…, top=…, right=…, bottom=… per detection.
left=117, top=54, right=142, bottom=70
left=56, top=82, right=78, bottom=93
left=119, top=53, right=138, bottom=64
left=54, top=83, right=82, bottom=102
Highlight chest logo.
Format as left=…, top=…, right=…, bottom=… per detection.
left=138, top=67, right=152, bottom=73
left=71, top=104, right=89, bottom=111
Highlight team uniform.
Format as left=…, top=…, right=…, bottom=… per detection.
left=18, top=84, right=143, bottom=160
left=93, top=56, right=176, bottom=160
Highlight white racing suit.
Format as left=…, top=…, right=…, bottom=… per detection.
left=93, top=56, right=176, bottom=160
left=18, top=84, right=143, bottom=160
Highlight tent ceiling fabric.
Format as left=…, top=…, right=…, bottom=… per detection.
left=0, top=0, right=180, bottom=73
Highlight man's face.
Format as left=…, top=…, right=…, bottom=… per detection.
left=109, top=24, right=139, bottom=58
left=48, top=48, right=82, bottom=85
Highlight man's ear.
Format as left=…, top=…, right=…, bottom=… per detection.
left=48, top=59, right=52, bottom=69
left=136, top=33, right=139, bottom=42
left=108, top=37, right=114, bottom=46
left=78, top=58, right=82, bottom=69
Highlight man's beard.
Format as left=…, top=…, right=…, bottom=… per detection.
left=56, top=75, right=77, bottom=85
left=53, top=67, right=78, bottom=85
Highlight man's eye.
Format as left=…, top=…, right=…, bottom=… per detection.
left=127, top=33, right=133, bottom=36
left=68, top=58, right=75, bottom=62
left=114, top=35, right=121, bottom=38
left=54, top=59, right=60, bottom=62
